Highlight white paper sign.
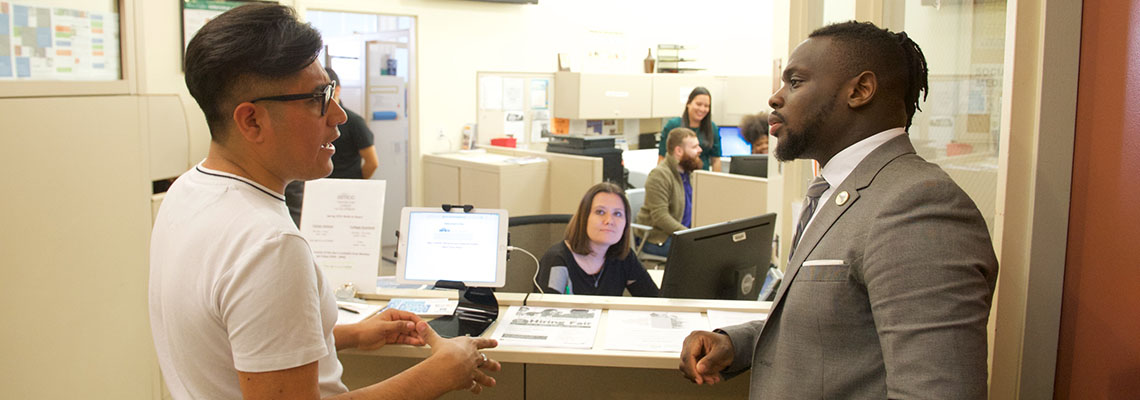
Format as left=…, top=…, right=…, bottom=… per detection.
left=706, top=309, right=768, bottom=331
left=300, top=178, right=387, bottom=294
left=491, top=306, right=602, bottom=349
left=504, top=112, right=525, bottom=138
left=602, top=310, right=709, bottom=353
left=503, top=78, right=525, bottom=110
left=479, top=76, right=503, bottom=111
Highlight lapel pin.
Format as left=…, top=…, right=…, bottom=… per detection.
left=835, top=191, right=850, bottom=206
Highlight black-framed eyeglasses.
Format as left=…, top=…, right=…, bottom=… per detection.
left=248, top=81, right=337, bottom=116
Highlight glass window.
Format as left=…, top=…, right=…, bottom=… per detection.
left=894, top=1, right=1007, bottom=234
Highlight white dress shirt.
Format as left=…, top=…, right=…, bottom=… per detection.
left=803, top=127, right=908, bottom=231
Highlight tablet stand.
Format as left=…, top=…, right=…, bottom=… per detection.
left=428, top=280, right=499, bottom=338
left=419, top=204, right=501, bottom=337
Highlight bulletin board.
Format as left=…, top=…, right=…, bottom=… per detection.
left=181, top=0, right=277, bottom=68
left=0, top=1, right=121, bottom=81
left=475, top=71, right=555, bottom=146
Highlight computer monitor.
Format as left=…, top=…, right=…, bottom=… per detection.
left=729, top=154, right=769, bottom=178
left=718, top=126, right=751, bottom=157
left=395, top=207, right=509, bottom=288
left=659, top=213, right=778, bottom=300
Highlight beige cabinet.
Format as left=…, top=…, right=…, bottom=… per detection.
left=650, top=74, right=722, bottom=118
left=553, top=72, right=771, bottom=128
left=554, top=72, right=652, bottom=119
left=716, top=75, right=771, bottom=127
left=422, top=152, right=550, bottom=217
left=650, top=74, right=771, bottom=126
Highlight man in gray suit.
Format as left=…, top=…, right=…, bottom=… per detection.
left=678, top=21, right=998, bottom=399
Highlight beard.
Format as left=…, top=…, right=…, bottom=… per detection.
left=679, top=153, right=704, bottom=172
left=772, top=94, right=838, bottom=162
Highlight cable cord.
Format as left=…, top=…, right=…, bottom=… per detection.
left=507, top=246, right=543, bottom=296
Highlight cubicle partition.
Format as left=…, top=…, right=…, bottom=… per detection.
left=692, top=170, right=769, bottom=227
left=483, top=146, right=605, bottom=214
left=422, top=152, right=551, bottom=215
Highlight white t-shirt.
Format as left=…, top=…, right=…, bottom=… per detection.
left=149, top=164, right=348, bottom=399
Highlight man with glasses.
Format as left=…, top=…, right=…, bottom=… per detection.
left=283, top=67, right=381, bottom=227
left=149, top=4, right=500, bottom=399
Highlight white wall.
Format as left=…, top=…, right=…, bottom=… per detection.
left=0, top=96, right=157, bottom=398
left=133, top=0, right=212, bottom=175
left=297, top=0, right=773, bottom=205
left=0, top=2, right=774, bottom=397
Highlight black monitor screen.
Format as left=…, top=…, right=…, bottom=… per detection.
left=659, top=213, right=777, bottom=300
left=729, top=154, right=768, bottom=178
left=719, top=126, right=751, bottom=157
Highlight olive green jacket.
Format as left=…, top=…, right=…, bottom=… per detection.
left=636, top=154, right=688, bottom=244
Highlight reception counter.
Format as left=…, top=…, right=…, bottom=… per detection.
left=341, top=289, right=770, bottom=399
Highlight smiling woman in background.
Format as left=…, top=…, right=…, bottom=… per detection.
left=657, top=87, right=721, bottom=171
left=536, top=182, right=659, bottom=297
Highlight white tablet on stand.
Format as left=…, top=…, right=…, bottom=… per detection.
left=395, top=206, right=508, bottom=337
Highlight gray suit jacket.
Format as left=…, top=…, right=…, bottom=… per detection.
left=719, top=135, right=998, bottom=399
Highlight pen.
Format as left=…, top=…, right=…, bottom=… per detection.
left=338, top=306, right=359, bottom=314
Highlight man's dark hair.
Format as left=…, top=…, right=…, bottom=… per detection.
left=740, top=111, right=769, bottom=145
left=324, top=67, right=340, bottom=86
left=809, top=21, right=929, bottom=129
left=184, top=3, right=323, bottom=140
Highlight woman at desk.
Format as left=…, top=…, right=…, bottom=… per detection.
left=657, top=87, right=721, bottom=171
left=537, top=183, right=659, bottom=297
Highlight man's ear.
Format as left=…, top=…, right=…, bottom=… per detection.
left=847, top=71, right=877, bottom=109
left=232, top=102, right=267, bottom=144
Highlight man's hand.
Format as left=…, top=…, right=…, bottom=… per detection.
left=422, top=326, right=501, bottom=394
left=346, top=308, right=428, bottom=351
left=679, top=330, right=735, bottom=385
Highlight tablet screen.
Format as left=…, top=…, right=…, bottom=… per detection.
left=395, top=207, right=508, bottom=287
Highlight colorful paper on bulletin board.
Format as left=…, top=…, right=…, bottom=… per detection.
left=586, top=120, right=603, bottom=135
left=552, top=118, right=570, bottom=135
left=6, top=3, right=121, bottom=80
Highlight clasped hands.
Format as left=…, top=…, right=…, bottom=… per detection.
left=352, top=309, right=501, bottom=394
left=678, top=330, right=736, bottom=385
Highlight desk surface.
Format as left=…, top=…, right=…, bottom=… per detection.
left=350, top=290, right=770, bottom=369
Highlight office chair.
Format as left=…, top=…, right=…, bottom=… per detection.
left=504, top=214, right=573, bottom=293
left=625, top=188, right=668, bottom=265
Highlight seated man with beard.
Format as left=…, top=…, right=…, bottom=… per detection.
left=635, top=127, right=704, bottom=257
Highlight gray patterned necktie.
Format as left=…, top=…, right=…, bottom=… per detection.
left=789, top=176, right=830, bottom=263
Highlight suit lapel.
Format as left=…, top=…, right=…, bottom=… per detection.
left=760, top=136, right=918, bottom=333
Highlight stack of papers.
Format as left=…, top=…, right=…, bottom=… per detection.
left=376, top=276, right=433, bottom=290
left=383, top=298, right=459, bottom=317
left=602, top=310, right=709, bottom=353
left=490, top=306, right=602, bottom=349
left=335, top=301, right=384, bottom=325
left=706, top=309, right=768, bottom=330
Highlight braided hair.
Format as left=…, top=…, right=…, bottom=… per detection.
left=809, top=21, right=929, bottom=129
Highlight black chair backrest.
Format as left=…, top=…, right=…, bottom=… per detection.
left=504, top=214, right=573, bottom=293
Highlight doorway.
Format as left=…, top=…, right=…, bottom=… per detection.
left=308, top=11, right=416, bottom=262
